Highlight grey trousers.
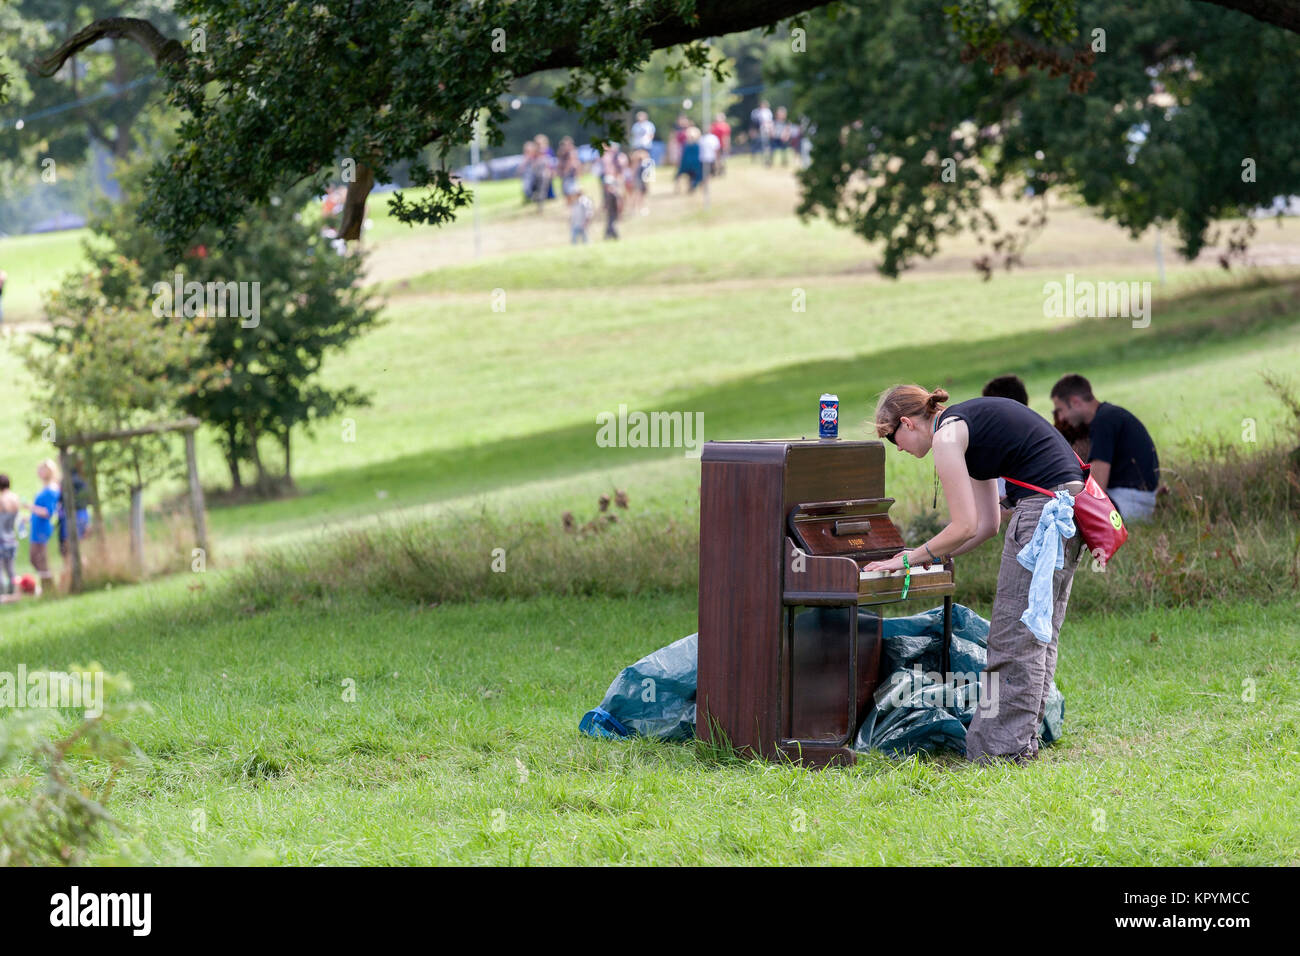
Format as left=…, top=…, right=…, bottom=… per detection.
left=966, top=490, right=1084, bottom=764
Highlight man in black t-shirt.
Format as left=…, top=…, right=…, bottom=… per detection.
left=1050, top=373, right=1160, bottom=522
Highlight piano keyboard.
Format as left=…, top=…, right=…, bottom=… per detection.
left=860, top=566, right=948, bottom=580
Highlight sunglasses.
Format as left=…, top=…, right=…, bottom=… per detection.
left=884, top=424, right=898, bottom=446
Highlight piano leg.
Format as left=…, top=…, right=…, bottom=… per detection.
left=941, top=595, right=953, bottom=679
left=847, top=605, right=859, bottom=741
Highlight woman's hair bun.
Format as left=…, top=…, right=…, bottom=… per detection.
left=925, top=388, right=950, bottom=411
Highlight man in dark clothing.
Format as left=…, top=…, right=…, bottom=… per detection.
left=981, top=374, right=1028, bottom=406
left=1050, top=373, right=1160, bottom=522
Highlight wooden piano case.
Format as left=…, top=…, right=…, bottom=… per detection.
left=696, top=439, right=954, bottom=768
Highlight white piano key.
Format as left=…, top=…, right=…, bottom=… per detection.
left=859, top=566, right=947, bottom=579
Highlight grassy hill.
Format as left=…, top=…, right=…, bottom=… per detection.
left=3, top=165, right=1300, bottom=561
left=0, top=163, right=1297, bottom=865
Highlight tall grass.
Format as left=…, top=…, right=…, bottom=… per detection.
left=36, top=507, right=204, bottom=594
left=230, top=497, right=697, bottom=610
left=910, top=437, right=1300, bottom=615
left=226, top=428, right=1300, bottom=618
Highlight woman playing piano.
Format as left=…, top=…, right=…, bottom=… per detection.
left=864, top=385, right=1085, bottom=765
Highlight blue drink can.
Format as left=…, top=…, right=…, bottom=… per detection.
left=819, top=393, right=839, bottom=439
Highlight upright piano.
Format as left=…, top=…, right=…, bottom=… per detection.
left=697, top=439, right=956, bottom=767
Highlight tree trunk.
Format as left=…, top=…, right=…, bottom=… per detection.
left=185, top=429, right=208, bottom=556
left=225, top=423, right=243, bottom=490
left=129, top=485, right=145, bottom=575
left=248, top=419, right=268, bottom=492
left=111, top=41, right=136, bottom=159
left=83, top=444, right=106, bottom=561
left=339, top=164, right=375, bottom=241
left=281, top=429, right=296, bottom=490
left=59, top=448, right=82, bottom=594
left=86, top=450, right=102, bottom=528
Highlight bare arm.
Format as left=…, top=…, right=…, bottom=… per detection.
left=948, top=478, right=1001, bottom=556
left=864, top=419, right=979, bottom=571
left=1088, top=460, right=1111, bottom=493
left=920, top=433, right=982, bottom=559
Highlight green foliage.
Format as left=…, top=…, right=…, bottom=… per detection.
left=0, top=2, right=45, bottom=202
left=0, top=1, right=180, bottom=216
left=780, top=0, right=1300, bottom=276
left=119, top=0, right=759, bottom=251
left=19, top=258, right=220, bottom=499
left=4, top=2, right=179, bottom=161
left=0, top=667, right=150, bottom=866
left=945, top=0, right=1081, bottom=48
left=87, top=144, right=383, bottom=490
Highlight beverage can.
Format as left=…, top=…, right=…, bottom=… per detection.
left=819, top=393, right=839, bottom=439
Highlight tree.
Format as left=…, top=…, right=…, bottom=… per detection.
left=11, top=0, right=1299, bottom=253
left=778, top=0, right=1300, bottom=277
left=85, top=140, right=382, bottom=493
left=3, top=1, right=181, bottom=164
left=0, top=2, right=44, bottom=201
left=20, top=256, right=222, bottom=563
left=23, top=0, right=829, bottom=252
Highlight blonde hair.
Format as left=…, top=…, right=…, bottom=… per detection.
left=38, top=457, right=61, bottom=485
left=873, top=385, right=949, bottom=437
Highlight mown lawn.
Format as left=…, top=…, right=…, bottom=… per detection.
left=1, top=575, right=1296, bottom=865
left=1, top=165, right=1298, bottom=866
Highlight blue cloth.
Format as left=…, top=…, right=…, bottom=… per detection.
left=30, top=486, right=60, bottom=544
left=1015, top=491, right=1076, bottom=643
left=57, top=508, right=91, bottom=542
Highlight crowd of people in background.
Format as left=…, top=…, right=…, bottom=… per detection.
left=518, top=103, right=807, bottom=244
left=747, top=100, right=807, bottom=167
left=0, top=457, right=91, bottom=603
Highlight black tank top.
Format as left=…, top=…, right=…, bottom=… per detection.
left=935, top=397, right=1083, bottom=495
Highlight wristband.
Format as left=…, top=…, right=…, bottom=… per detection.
left=923, top=543, right=938, bottom=565
left=901, top=552, right=911, bottom=599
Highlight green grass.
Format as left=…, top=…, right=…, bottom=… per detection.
left=1, top=576, right=1295, bottom=864
left=199, top=266, right=1300, bottom=561
left=1, top=164, right=1299, bottom=865
left=3, top=167, right=1300, bottom=562
left=0, top=227, right=91, bottom=326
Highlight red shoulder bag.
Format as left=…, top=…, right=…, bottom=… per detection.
left=1002, top=452, right=1128, bottom=567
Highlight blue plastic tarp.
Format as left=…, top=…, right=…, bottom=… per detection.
left=579, top=604, right=1065, bottom=757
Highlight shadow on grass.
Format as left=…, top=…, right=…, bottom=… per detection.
left=208, top=273, right=1300, bottom=533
